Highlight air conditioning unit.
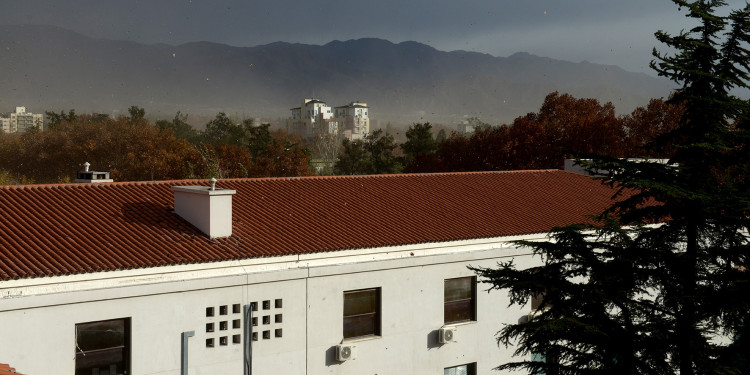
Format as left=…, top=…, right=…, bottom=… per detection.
left=336, top=344, right=356, bottom=361
left=438, top=326, right=456, bottom=344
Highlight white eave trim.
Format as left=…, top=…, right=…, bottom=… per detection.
left=0, top=233, right=546, bottom=298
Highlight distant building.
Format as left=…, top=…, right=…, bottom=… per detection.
left=287, top=99, right=336, bottom=140
left=1, top=107, right=43, bottom=133
left=287, top=99, right=370, bottom=141
left=334, top=102, right=369, bottom=140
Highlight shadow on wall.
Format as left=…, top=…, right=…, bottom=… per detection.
left=325, top=345, right=343, bottom=367
left=427, top=329, right=442, bottom=350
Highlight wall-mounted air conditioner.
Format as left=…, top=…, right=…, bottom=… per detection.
left=336, top=344, right=356, bottom=361
left=438, top=326, right=456, bottom=344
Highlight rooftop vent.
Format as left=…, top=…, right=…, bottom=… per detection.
left=171, top=178, right=237, bottom=238
left=75, top=162, right=113, bottom=183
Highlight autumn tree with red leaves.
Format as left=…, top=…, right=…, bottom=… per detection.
left=405, top=92, right=684, bottom=173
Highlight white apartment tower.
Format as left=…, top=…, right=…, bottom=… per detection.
left=334, top=102, right=369, bottom=140
left=287, top=99, right=335, bottom=139
left=1, top=107, right=44, bottom=133
left=288, top=99, right=370, bottom=141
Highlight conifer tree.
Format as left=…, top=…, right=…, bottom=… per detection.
left=474, top=1, right=750, bottom=374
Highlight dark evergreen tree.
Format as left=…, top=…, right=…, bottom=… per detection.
left=334, top=129, right=402, bottom=175
left=200, top=112, right=248, bottom=146
left=474, top=1, right=750, bottom=374
left=155, top=111, right=200, bottom=144
left=127, top=105, right=146, bottom=124
left=44, top=109, right=77, bottom=130
left=401, top=122, right=438, bottom=171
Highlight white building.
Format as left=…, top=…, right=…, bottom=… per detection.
left=287, top=99, right=336, bottom=140
left=1, top=107, right=43, bottom=133
left=334, top=102, right=370, bottom=140
left=0, top=171, right=618, bottom=375
left=0, top=117, right=9, bottom=133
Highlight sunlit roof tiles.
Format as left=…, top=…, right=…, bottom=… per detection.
left=0, top=170, right=620, bottom=280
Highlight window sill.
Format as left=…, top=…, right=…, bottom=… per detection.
left=444, top=320, right=476, bottom=327
left=343, top=334, right=381, bottom=343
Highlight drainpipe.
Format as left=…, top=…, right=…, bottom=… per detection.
left=244, top=303, right=255, bottom=375
left=181, top=331, right=195, bottom=375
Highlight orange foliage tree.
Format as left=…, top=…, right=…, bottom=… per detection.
left=0, top=114, right=199, bottom=183
left=0, top=113, right=312, bottom=184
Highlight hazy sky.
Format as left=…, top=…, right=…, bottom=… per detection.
left=1, top=0, right=747, bottom=75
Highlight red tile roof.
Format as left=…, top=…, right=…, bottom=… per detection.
left=0, top=363, right=22, bottom=375
left=0, top=170, right=620, bottom=281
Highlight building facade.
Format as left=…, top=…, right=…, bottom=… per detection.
left=334, top=102, right=369, bottom=140
left=287, top=99, right=336, bottom=140
left=0, top=171, right=619, bottom=375
left=288, top=99, right=370, bottom=141
left=1, top=107, right=43, bottom=133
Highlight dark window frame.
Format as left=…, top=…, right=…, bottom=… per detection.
left=343, top=287, right=381, bottom=340
left=444, top=276, right=477, bottom=324
left=444, top=362, right=477, bottom=375
left=75, top=317, right=131, bottom=375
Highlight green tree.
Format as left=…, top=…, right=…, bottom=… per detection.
left=334, top=138, right=370, bottom=175
left=156, top=112, right=200, bottom=144
left=44, top=109, right=77, bottom=129
left=200, top=112, right=248, bottom=146
left=244, top=120, right=274, bottom=159
left=334, top=129, right=401, bottom=175
left=474, top=2, right=750, bottom=375
left=127, top=105, right=146, bottom=124
left=366, top=129, right=402, bottom=174
left=401, top=122, right=438, bottom=172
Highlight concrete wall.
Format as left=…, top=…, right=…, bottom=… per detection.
left=0, top=237, right=541, bottom=375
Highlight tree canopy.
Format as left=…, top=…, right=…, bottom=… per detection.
left=0, top=110, right=312, bottom=183
left=401, top=122, right=439, bottom=172
left=334, top=129, right=402, bottom=175
left=474, top=1, right=750, bottom=375
left=405, top=93, right=683, bottom=173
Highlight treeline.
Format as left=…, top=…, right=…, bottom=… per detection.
left=334, top=92, right=684, bottom=175
left=0, top=107, right=311, bottom=184
left=0, top=93, right=684, bottom=184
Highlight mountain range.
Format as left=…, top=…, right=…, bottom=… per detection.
left=0, top=24, right=674, bottom=125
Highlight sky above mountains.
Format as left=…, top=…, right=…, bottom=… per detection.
left=1, top=1, right=747, bottom=75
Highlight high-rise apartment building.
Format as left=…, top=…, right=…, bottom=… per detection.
left=287, top=99, right=335, bottom=139
left=334, top=102, right=369, bottom=140
left=1, top=107, right=43, bottom=133
left=288, top=99, right=370, bottom=141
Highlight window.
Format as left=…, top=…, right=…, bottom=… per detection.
left=75, top=318, right=130, bottom=375
left=444, top=277, right=476, bottom=324
left=444, top=363, right=476, bottom=375
left=343, top=288, right=381, bottom=339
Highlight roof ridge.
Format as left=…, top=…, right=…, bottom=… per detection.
left=0, top=169, right=568, bottom=190
left=213, top=169, right=566, bottom=182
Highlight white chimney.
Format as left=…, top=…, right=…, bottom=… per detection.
left=171, top=179, right=237, bottom=238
